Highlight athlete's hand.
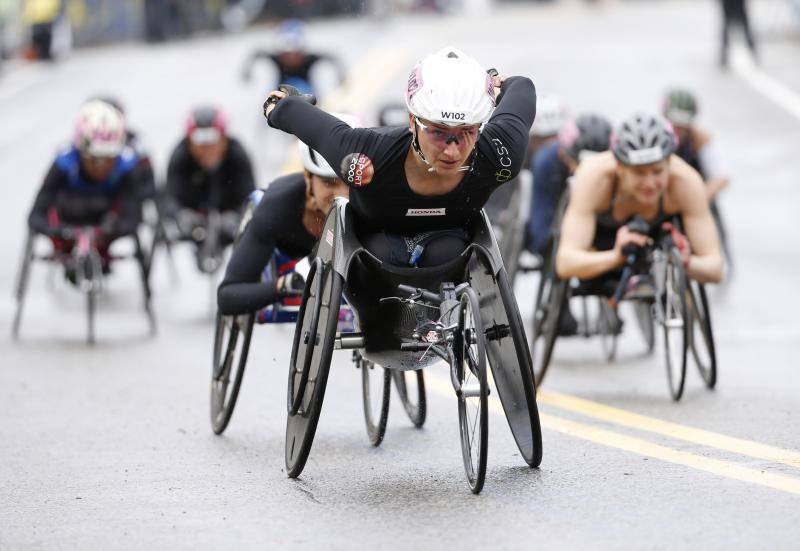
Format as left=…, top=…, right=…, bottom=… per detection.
left=662, top=221, right=692, bottom=268
left=263, top=89, right=286, bottom=119
left=487, top=68, right=506, bottom=99
left=613, top=224, right=651, bottom=262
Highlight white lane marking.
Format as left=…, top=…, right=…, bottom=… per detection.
left=731, top=45, right=800, bottom=123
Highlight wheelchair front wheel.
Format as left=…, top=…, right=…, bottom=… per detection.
left=531, top=261, right=567, bottom=387
left=456, top=286, right=489, bottom=494
left=359, top=354, right=391, bottom=447
left=633, top=301, right=656, bottom=354
left=660, top=249, right=689, bottom=401
left=210, top=312, right=255, bottom=434
left=285, top=262, right=342, bottom=478
left=391, top=369, right=426, bottom=428
left=597, top=298, right=619, bottom=363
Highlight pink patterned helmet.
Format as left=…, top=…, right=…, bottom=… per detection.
left=73, top=100, right=126, bottom=157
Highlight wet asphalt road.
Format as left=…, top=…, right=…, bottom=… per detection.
left=1, top=1, right=800, bottom=549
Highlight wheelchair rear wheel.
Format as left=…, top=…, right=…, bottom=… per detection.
left=530, top=241, right=568, bottom=386
left=359, top=354, right=391, bottom=447
left=688, top=280, right=717, bottom=389
left=392, top=370, right=426, bottom=428
left=456, top=286, right=489, bottom=494
left=660, top=249, right=689, bottom=401
left=210, top=312, right=255, bottom=434
left=285, top=261, right=342, bottom=478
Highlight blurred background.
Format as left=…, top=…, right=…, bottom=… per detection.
left=2, top=0, right=800, bottom=548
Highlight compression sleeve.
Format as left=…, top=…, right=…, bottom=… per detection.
left=268, top=98, right=386, bottom=185
left=164, top=143, right=191, bottom=215
left=27, top=163, right=63, bottom=236
left=217, top=198, right=281, bottom=316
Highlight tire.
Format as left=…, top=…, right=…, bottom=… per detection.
left=660, top=248, right=689, bottom=401
left=210, top=312, right=255, bottom=434
left=12, top=232, right=35, bottom=340
left=360, top=356, right=391, bottom=447
left=633, top=300, right=655, bottom=354
left=456, top=286, right=489, bottom=494
left=84, top=251, right=102, bottom=346
left=285, top=263, right=342, bottom=478
left=530, top=240, right=567, bottom=387
left=287, top=258, right=324, bottom=415
left=597, top=298, right=619, bottom=362
left=392, top=370, right=427, bottom=428
left=687, top=280, right=717, bottom=389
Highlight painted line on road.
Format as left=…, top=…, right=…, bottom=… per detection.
left=731, top=45, right=800, bottom=123
left=537, top=390, right=800, bottom=470
left=423, top=371, right=800, bottom=495
left=279, top=48, right=409, bottom=174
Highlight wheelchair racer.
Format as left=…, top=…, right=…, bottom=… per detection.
left=556, top=113, right=724, bottom=290
left=164, top=106, right=256, bottom=271
left=27, top=99, right=142, bottom=279
left=216, top=115, right=360, bottom=319
left=662, top=88, right=729, bottom=201
left=264, top=46, right=535, bottom=268
left=527, top=113, right=612, bottom=257
left=242, top=19, right=345, bottom=97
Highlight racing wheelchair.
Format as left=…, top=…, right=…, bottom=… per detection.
left=209, top=192, right=427, bottom=443
left=12, top=226, right=155, bottom=344
left=282, top=197, right=543, bottom=494
left=530, top=203, right=718, bottom=401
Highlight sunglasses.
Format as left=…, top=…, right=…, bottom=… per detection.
left=415, top=117, right=480, bottom=148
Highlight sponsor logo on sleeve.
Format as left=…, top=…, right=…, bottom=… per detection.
left=340, top=153, right=373, bottom=188
left=405, top=208, right=446, bottom=216
left=491, top=137, right=513, bottom=182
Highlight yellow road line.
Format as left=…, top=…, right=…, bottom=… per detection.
left=538, top=390, right=800, bottom=470
left=279, top=48, right=409, bottom=175
left=423, top=371, right=800, bottom=495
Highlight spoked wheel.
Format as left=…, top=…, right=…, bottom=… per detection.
left=659, top=249, right=689, bottom=401
left=597, top=298, right=619, bottom=362
left=530, top=243, right=568, bottom=387
left=210, top=312, right=255, bottom=434
left=687, top=280, right=717, bottom=389
left=359, top=354, right=391, bottom=447
left=633, top=300, right=656, bottom=354
left=456, top=286, right=489, bottom=494
left=391, top=369, right=427, bottom=428
left=285, top=259, right=342, bottom=478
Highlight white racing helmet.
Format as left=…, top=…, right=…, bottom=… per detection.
left=405, top=46, right=495, bottom=127
left=73, top=99, right=126, bottom=157
left=298, top=112, right=363, bottom=178
left=531, top=94, right=567, bottom=137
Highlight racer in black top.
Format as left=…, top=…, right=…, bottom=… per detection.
left=27, top=100, right=141, bottom=272
left=265, top=46, right=536, bottom=267
left=164, top=106, right=256, bottom=252
left=217, top=130, right=352, bottom=316
left=242, top=19, right=345, bottom=96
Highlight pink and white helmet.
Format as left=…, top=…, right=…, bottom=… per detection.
left=405, top=46, right=495, bottom=127
left=73, top=100, right=126, bottom=157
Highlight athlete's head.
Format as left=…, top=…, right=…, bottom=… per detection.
left=405, top=46, right=495, bottom=173
left=612, top=112, right=677, bottom=205
left=186, top=106, right=228, bottom=170
left=557, top=113, right=612, bottom=172
left=299, top=112, right=361, bottom=216
left=532, top=94, right=567, bottom=138
left=662, top=87, right=698, bottom=142
left=74, top=99, right=126, bottom=181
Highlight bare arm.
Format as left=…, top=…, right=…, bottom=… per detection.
left=671, top=161, right=724, bottom=283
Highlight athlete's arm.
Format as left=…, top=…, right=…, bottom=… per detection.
left=107, top=171, right=142, bottom=237
left=217, top=198, right=282, bottom=316
left=479, top=77, right=537, bottom=178
left=671, top=160, right=724, bottom=283
left=268, top=97, right=384, bottom=186
left=226, top=140, right=256, bottom=210
left=164, top=144, right=192, bottom=215
left=27, top=163, right=63, bottom=236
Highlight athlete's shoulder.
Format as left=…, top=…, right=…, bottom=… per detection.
left=263, top=172, right=306, bottom=199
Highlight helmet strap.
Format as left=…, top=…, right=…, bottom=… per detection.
left=411, top=120, right=437, bottom=173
